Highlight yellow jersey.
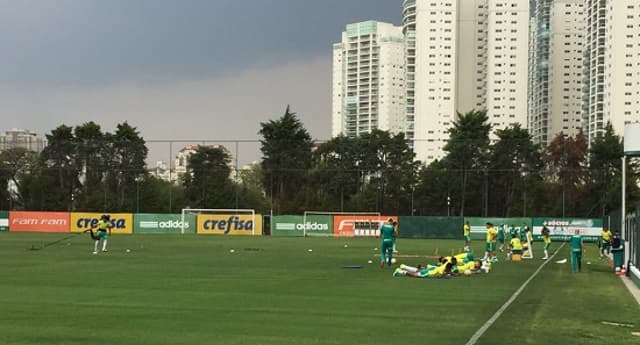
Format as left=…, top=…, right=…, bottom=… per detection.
left=486, top=227, right=498, bottom=243
left=543, top=235, right=551, bottom=244
left=510, top=237, right=522, bottom=251
left=464, top=224, right=470, bottom=237
left=457, top=261, right=476, bottom=271
left=601, top=230, right=612, bottom=242
left=427, top=264, right=448, bottom=277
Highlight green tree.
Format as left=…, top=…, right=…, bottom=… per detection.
left=74, top=122, right=107, bottom=211
left=0, top=148, right=38, bottom=209
left=104, top=123, right=148, bottom=212
left=543, top=131, right=589, bottom=216
left=488, top=124, right=544, bottom=217
left=312, top=135, right=361, bottom=211
left=183, top=145, right=234, bottom=209
left=413, top=159, right=452, bottom=216
left=36, top=125, right=79, bottom=211
left=442, top=110, right=491, bottom=216
left=236, top=163, right=270, bottom=212
left=260, top=106, right=313, bottom=214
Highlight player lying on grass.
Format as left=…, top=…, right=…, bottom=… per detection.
left=393, top=261, right=456, bottom=278
left=438, top=252, right=475, bottom=265
left=83, top=214, right=112, bottom=254
left=394, top=259, right=486, bottom=278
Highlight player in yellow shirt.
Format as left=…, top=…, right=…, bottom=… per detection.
left=463, top=221, right=471, bottom=252
left=600, top=228, right=613, bottom=257
left=393, top=262, right=455, bottom=278
left=508, top=235, right=523, bottom=259
left=483, top=222, right=498, bottom=262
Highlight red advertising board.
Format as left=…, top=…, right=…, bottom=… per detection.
left=9, top=211, right=70, bottom=233
left=332, top=215, right=398, bottom=237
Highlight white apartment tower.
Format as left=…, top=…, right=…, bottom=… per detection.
left=402, top=0, right=530, bottom=163
left=529, top=0, right=585, bottom=146
left=583, top=0, right=640, bottom=143
left=332, top=21, right=405, bottom=137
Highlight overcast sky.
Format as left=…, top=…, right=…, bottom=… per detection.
left=0, top=0, right=399, bottom=164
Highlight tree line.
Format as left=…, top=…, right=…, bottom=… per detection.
left=1, top=107, right=638, bottom=217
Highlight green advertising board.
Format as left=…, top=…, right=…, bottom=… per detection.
left=0, top=211, right=8, bottom=231
left=398, top=217, right=464, bottom=239
left=464, top=218, right=532, bottom=240
left=532, top=218, right=602, bottom=242
left=271, top=215, right=333, bottom=237
left=134, top=214, right=196, bottom=234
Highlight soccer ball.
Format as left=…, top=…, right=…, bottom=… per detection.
left=464, top=269, right=472, bottom=276
left=391, top=258, right=397, bottom=264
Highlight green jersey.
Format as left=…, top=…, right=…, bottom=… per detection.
left=570, top=235, right=582, bottom=252
left=497, top=227, right=505, bottom=241
left=380, top=223, right=395, bottom=241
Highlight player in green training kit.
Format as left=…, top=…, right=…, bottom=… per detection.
left=541, top=226, right=551, bottom=259
left=570, top=229, right=585, bottom=273
left=497, top=225, right=505, bottom=252
left=84, top=214, right=112, bottom=254
left=380, top=218, right=396, bottom=268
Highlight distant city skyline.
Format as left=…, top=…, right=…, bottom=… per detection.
left=0, top=0, right=399, bottom=164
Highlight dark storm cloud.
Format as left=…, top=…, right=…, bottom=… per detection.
left=0, top=0, right=399, bottom=86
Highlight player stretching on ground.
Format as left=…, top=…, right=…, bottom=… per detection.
left=570, top=229, right=585, bottom=273
left=463, top=221, right=471, bottom=252
left=380, top=218, right=396, bottom=268
left=84, top=214, right=112, bottom=254
left=542, top=226, right=551, bottom=259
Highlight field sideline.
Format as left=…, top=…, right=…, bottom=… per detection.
left=0, top=233, right=638, bottom=345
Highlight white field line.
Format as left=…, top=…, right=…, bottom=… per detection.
left=465, top=243, right=566, bottom=345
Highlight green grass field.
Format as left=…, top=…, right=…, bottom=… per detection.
left=0, top=233, right=638, bottom=345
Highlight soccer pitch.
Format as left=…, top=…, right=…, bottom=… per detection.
left=0, top=233, right=638, bottom=345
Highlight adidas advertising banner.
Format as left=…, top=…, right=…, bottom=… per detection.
left=196, top=214, right=263, bottom=236
left=0, top=211, right=8, bottom=231
left=134, top=214, right=196, bottom=234
left=272, top=215, right=333, bottom=237
left=532, top=218, right=602, bottom=242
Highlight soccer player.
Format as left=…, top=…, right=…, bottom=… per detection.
left=497, top=224, right=506, bottom=252
left=600, top=227, right=613, bottom=257
left=570, top=229, right=585, bottom=273
left=508, top=224, right=517, bottom=240
left=483, top=222, right=498, bottom=262
left=85, top=214, right=112, bottom=254
left=508, top=235, right=523, bottom=260
left=463, top=221, right=471, bottom=252
left=380, top=218, right=396, bottom=268
left=520, top=223, right=529, bottom=242
left=393, top=262, right=455, bottom=278
left=541, top=226, right=551, bottom=259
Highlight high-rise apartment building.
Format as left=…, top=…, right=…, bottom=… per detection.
left=0, top=128, right=47, bottom=153
left=402, top=0, right=529, bottom=163
left=529, top=0, right=584, bottom=146
left=332, top=21, right=405, bottom=137
left=583, top=0, right=640, bottom=144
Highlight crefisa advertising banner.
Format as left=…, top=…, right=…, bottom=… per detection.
left=532, top=218, right=602, bottom=242
left=70, top=213, right=134, bottom=234
left=196, top=214, right=263, bottom=235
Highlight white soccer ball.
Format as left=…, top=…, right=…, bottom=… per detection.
left=308, top=249, right=313, bottom=252
left=344, top=244, right=348, bottom=248
left=464, top=269, right=472, bottom=276
left=367, top=260, right=373, bottom=264
left=391, top=258, right=397, bottom=264
left=126, top=249, right=131, bottom=253
left=229, top=249, right=235, bottom=253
